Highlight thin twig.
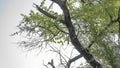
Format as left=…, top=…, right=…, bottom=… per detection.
left=48, top=2, right=54, bottom=10
left=54, top=24, right=69, bottom=34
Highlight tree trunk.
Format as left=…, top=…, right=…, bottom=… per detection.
left=61, top=3, right=102, bottom=68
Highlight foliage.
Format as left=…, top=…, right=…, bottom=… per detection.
left=14, top=0, right=120, bottom=68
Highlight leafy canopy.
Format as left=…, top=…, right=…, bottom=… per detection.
left=15, top=0, right=120, bottom=67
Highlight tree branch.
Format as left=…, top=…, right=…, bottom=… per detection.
left=43, top=61, right=49, bottom=68
left=54, top=24, right=69, bottom=34
left=49, top=45, right=68, bottom=64
left=48, top=2, right=54, bottom=10
left=33, top=3, right=68, bottom=41
left=51, top=0, right=63, bottom=5
left=66, top=54, right=83, bottom=68
left=48, top=62, right=56, bottom=68
left=33, top=3, right=65, bottom=24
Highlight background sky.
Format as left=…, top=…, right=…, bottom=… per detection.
left=0, top=0, right=47, bottom=68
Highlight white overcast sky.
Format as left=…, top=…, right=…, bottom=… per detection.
left=0, top=0, right=49, bottom=68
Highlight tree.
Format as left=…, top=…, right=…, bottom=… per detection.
left=13, top=0, right=120, bottom=68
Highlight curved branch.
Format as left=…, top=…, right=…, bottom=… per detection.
left=48, top=62, right=56, bottom=68
left=66, top=54, right=83, bottom=68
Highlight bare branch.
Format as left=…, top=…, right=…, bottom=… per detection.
left=33, top=3, right=65, bottom=24
left=33, top=3, right=56, bottom=18
left=69, top=48, right=74, bottom=59
left=48, top=45, right=68, bottom=64
left=48, top=60, right=56, bottom=68
left=43, top=61, right=49, bottom=68
left=48, top=2, right=54, bottom=10
left=66, top=54, right=83, bottom=68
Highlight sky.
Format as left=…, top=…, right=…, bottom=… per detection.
left=0, top=0, right=47, bottom=68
